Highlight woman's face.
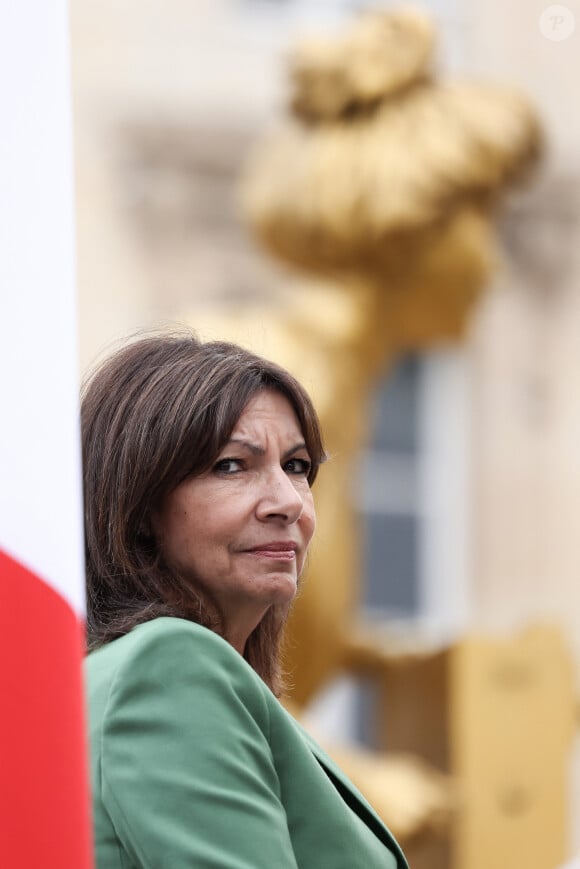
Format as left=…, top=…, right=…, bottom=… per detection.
left=152, top=388, right=316, bottom=652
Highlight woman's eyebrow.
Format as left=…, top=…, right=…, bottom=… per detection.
left=282, top=442, right=309, bottom=460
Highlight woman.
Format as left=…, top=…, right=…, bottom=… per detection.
left=83, top=331, right=408, bottom=868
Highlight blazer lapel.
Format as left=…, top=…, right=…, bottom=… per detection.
left=297, top=724, right=408, bottom=868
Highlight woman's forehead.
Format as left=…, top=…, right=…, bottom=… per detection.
left=232, top=390, right=304, bottom=439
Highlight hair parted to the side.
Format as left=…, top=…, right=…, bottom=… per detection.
left=81, top=330, right=325, bottom=695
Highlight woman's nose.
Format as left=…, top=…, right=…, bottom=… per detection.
left=255, top=468, right=303, bottom=523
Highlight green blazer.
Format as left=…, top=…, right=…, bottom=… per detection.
left=86, top=617, right=408, bottom=868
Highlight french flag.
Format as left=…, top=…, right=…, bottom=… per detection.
left=0, top=4, right=93, bottom=867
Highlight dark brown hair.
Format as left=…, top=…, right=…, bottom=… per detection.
left=81, top=330, right=325, bottom=694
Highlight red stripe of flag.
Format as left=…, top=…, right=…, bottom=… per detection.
left=0, top=548, right=93, bottom=868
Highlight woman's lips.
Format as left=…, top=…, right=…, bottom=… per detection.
left=244, top=543, right=298, bottom=560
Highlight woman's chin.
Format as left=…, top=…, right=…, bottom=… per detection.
left=263, top=571, right=299, bottom=605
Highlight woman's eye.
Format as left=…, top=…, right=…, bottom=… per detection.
left=285, top=457, right=311, bottom=476
left=213, top=458, right=243, bottom=474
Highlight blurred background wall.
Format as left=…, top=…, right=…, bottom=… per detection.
left=71, top=0, right=580, bottom=861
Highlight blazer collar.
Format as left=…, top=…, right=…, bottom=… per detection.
left=296, top=723, right=408, bottom=869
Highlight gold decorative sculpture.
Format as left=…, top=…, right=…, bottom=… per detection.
left=187, top=7, right=542, bottom=845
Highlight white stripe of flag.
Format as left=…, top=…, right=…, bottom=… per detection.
left=0, top=3, right=84, bottom=612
